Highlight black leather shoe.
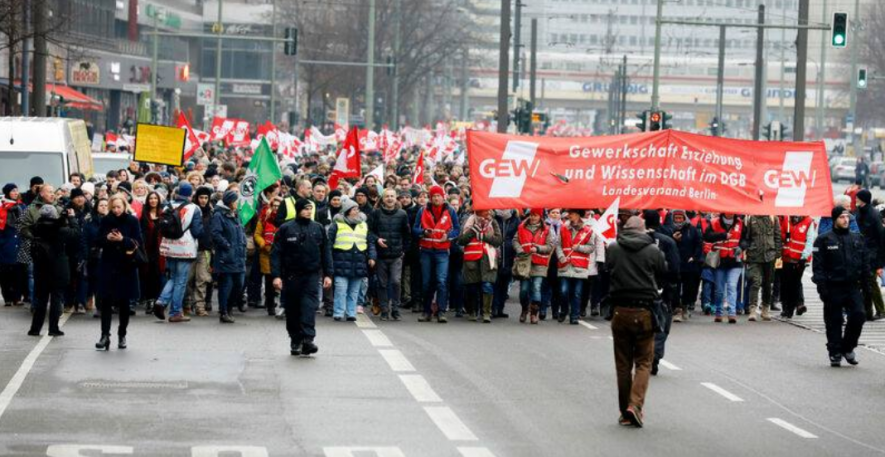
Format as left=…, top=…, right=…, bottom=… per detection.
left=301, top=340, right=318, bottom=356
left=829, top=354, right=842, bottom=367
left=96, top=334, right=110, bottom=351
left=843, top=351, right=858, bottom=365
left=28, top=330, right=40, bottom=337
left=48, top=330, right=64, bottom=337
left=118, top=336, right=127, bottom=349
left=290, top=340, right=302, bottom=356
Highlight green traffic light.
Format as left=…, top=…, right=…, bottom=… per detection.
left=833, top=35, right=845, bottom=46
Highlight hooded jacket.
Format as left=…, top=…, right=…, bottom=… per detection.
left=605, top=230, right=666, bottom=303
left=211, top=203, right=247, bottom=274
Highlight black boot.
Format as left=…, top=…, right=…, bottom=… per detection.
left=301, top=340, right=318, bottom=356
left=290, top=340, right=302, bottom=356
left=118, top=336, right=127, bottom=349
left=96, top=334, right=110, bottom=351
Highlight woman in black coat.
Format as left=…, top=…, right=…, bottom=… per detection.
left=29, top=205, right=79, bottom=336
left=95, top=195, right=143, bottom=350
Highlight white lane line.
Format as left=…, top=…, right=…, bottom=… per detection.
left=767, top=418, right=819, bottom=439
left=324, top=447, right=405, bottom=457
left=399, top=374, right=443, bottom=403
left=0, top=313, right=70, bottom=421
left=355, top=314, right=377, bottom=329
left=457, top=447, right=496, bottom=457
left=424, top=406, right=479, bottom=441
left=578, top=321, right=598, bottom=330
left=378, top=349, right=415, bottom=372
left=701, top=382, right=744, bottom=402
left=362, top=329, right=392, bottom=347
left=659, top=359, right=682, bottom=371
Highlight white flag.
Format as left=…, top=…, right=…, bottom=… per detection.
left=588, top=197, right=620, bottom=245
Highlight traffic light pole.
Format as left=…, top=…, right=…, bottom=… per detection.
left=651, top=0, right=664, bottom=111
left=815, top=0, right=827, bottom=140
left=366, top=0, right=377, bottom=130
left=793, top=0, right=809, bottom=141
left=496, top=0, right=511, bottom=133
left=512, top=1, right=522, bottom=93
left=269, top=0, right=277, bottom=124
left=848, top=0, right=860, bottom=154
left=752, top=5, right=765, bottom=141
left=714, top=25, right=725, bottom=137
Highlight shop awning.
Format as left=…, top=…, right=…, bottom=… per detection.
left=45, top=84, right=103, bottom=111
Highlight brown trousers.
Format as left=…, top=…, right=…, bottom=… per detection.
left=611, top=306, right=655, bottom=415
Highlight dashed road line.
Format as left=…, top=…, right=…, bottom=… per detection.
left=457, top=447, right=496, bottom=457
left=659, top=359, right=682, bottom=371
left=378, top=349, right=416, bottom=372
left=324, top=447, right=405, bottom=457
left=399, top=374, right=443, bottom=403
left=701, top=382, right=745, bottom=402
left=578, top=321, right=598, bottom=330
left=355, top=314, right=377, bottom=329
left=424, top=406, right=479, bottom=441
left=767, top=418, right=819, bottom=439
left=362, top=329, right=393, bottom=347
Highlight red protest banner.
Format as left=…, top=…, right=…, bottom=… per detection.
left=467, top=130, right=833, bottom=216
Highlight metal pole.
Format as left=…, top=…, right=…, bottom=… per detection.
left=391, top=0, right=402, bottom=129
left=715, top=25, right=725, bottom=137
left=512, top=1, right=522, bottom=93
left=752, top=5, right=765, bottom=141
left=213, top=0, right=223, bottom=114
left=651, top=0, right=664, bottom=110
left=793, top=0, right=809, bottom=141
left=151, top=14, right=159, bottom=100
left=619, top=55, right=628, bottom=135
left=529, top=18, right=537, bottom=110
left=496, top=0, right=511, bottom=133
left=21, top=0, right=30, bottom=115
left=365, top=0, right=376, bottom=129
left=816, top=0, right=827, bottom=139
left=778, top=0, right=786, bottom=120
left=269, top=0, right=277, bottom=124
left=460, top=47, right=469, bottom=121
left=848, top=0, right=860, bottom=152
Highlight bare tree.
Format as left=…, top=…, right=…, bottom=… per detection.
left=855, top=2, right=885, bottom=125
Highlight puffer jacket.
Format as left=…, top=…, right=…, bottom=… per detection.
left=740, top=215, right=783, bottom=264
left=210, top=203, right=247, bottom=274
left=368, top=204, right=411, bottom=260
left=457, top=215, right=503, bottom=284
left=329, top=213, right=377, bottom=278
left=556, top=221, right=606, bottom=279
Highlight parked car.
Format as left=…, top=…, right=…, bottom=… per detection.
left=830, top=157, right=857, bottom=183
left=871, top=161, right=884, bottom=188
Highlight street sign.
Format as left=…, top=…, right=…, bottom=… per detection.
left=197, top=83, right=214, bottom=106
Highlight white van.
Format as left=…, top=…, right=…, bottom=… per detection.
left=92, top=152, right=133, bottom=178
left=0, top=117, right=94, bottom=189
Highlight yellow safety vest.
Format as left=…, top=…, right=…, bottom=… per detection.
left=333, top=221, right=368, bottom=251
left=284, top=196, right=316, bottom=221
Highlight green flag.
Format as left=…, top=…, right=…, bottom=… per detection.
left=137, top=92, right=152, bottom=123
left=239, top=137, right=282, bottom=225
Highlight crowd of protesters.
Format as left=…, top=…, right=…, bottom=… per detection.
left=0, top=138, right=881, bottom=372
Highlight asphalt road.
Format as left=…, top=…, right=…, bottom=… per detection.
left=3, top=288, right=885, bottom=457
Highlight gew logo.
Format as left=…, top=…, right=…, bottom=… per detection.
left=763, top=151, right=816, bottom=207
left=479, top=141, right=541, bottom=198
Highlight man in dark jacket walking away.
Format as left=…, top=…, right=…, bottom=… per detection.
left=369, top=189, right=411, bottom=321
left=813, top=206, right=869, bottom=367
left=211, top=191, right=247, bottom=324
left=272, top=199, right=333, bottom=357
left=854, top=189, right=885, bottom=320
left=29, top=205, right=80, bottom=336
left=606, top=216, right=666, bottom=428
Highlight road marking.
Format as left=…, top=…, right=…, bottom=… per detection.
left=424, top=406, right=479, bottom=441
left=324, top=447, right=405, bottom=457
left=767, top=418, right=819, bottom=439
left=701, top=382, right=744, bottom=402
left=362, top=329, right=393, bottom=347
left=659, top=359, right=682, bottom=371
left=355, top=314, right=377, bottom=329
left=399, top=374, right=442, bottom=403
left=457, top=447, right=496, bottom=457
left=0, top=313, right=69, bottom=422
left=192, top=446, right=269, bottom=457
left=47, top=445, right=133, bottom=456
left=578, top=321, right=598, bottom=330
left=378, top=349, right=415, bottom=372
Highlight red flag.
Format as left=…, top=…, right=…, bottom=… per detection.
left=210, top=117, right=234, bottom=141
left=329, top=126, right=362, bottom=190
left=225, top=120, right=251, bottom=147
left=413, top=150, right=425, bottom=185
left=257, top=121, right=280, bottom=150
left=176, top=111, right=200, bottom=161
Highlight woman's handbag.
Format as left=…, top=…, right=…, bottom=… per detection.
left=704, top=250, right=720, bottom=269
left=126, top=240, right=148, bottom=269
left=512, top=254, right=532, bottom=279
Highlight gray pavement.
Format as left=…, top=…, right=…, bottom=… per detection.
left=3, top=290, right=885, bottom=457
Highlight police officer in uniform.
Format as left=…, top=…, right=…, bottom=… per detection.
left=272, top=199, right=333, bottom=356
left=812, top=206, right=868, bottom=367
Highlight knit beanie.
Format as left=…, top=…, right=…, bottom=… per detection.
left=178, top=182, right=194, bottom=198
left=832, top=206, right=850, bottom=220
left=2, top=183, right=17, bottom=196
left=295, top=198, right=314, bottom=214
left=222, top=190, right=239, bottom=206
left=642, top=209, right=661, bottom=229
left=857, top=189, right=872, bottom=205
left=340, top=197, right=359, bottom=216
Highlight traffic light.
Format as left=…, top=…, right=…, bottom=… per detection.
left=284, top=27, right=298, bottom=55
left=386, top=56, right=395, bottom=76
left=778, top=123, right=788, bottom=141
left=858, top=67, right=868, bottom=90
left=710, top=117, right=721, bottom=136
left=648, top=111, right=663, bottom=131
left=763, top=122, right=772, bottom=140
left=831, top=12, right=848, bottom=48
left=636, top=111, right=648, bottom=132
left=662, top=111, right=673, bottom=130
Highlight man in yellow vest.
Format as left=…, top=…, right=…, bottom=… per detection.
left=329, top=197, right=377, bottom=321
left=276, top=179, right=315, bottom=226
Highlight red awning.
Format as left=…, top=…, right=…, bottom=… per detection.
left=46, top=84, right=103, bottom=111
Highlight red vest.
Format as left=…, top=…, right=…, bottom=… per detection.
left=463, top=221, right=494, bottom=262
left=559, top=223, right=593, bottom=269
left=781, top=216, right=813, bottom=261
left=419, top=206, right=454, bottom=251
left=517, top=220, right=551, bottom=266
left=693, top=215, right=713, bottom=254
left=711, top=218, right=743, bottom=259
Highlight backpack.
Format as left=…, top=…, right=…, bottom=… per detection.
left=159, top=203, right=188, bottom=240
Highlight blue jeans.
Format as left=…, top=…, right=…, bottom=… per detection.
left=713, top=267, right=742, bottom=317
left=158, top=258, right=194, bottom=317
left=560, top=277, right=584, bottom=321
left=420, top=250, right=449, bottom=315
left=519, top=277, right=544, bottom=305
left=334, top=276, right=363, bottom=318
left=217, top=272, right=245, bottom=315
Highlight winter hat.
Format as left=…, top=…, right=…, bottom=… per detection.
left=222, top=190, right=239, bottom=206
left=39, top=204, right=58, bottom=220
left=670, top=209, right=687, bottom=220
left=2, top=183, right=17, bottom=196
left=642, top=209, right=661, bottom=228
left=398, top=190, right=412, bottom=199
left=355, top=186, right=370, bottom=198
left=328, top=189, right=343, bottom=200
left=70, top=187, right=85, bottom=200
left=217, top=179, right=229, bottom=192
left=30, top=176, right=44, bottom=187
left=857, top=189, right=872, bottom=205
left=295, top=198, right=314, bottom=214
left=624, top=216, right=646, bottom=232
left=429, top=185, right=445, bottom=199
left=194, top=185, right=214, bottom=199
left=80, top=182, right=95, bottom=197
left=340, top=197, right=359, bottom=216
left=185, top=161, right=195, bottom=171
left=178, top=182, right=194, bottom=198
left=117, top=181, right=133, bottom=196
left=832, top=206, right=850, bottom=220
left=61, top=183, right=75, bottom=193
left=530, top=208, right=544, bottom=217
